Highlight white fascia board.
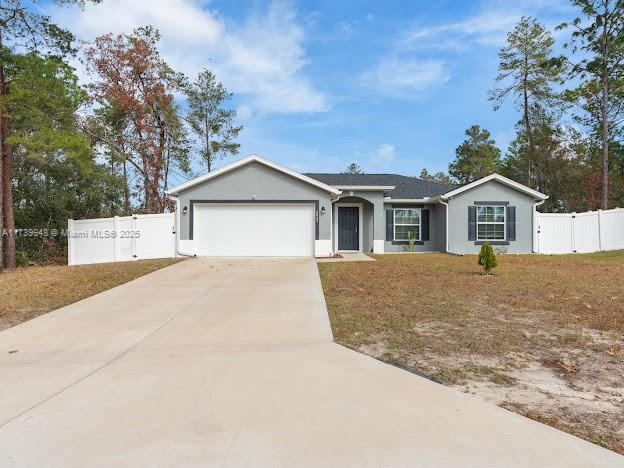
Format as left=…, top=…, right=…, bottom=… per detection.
left=166, top=154, right=342, bottom=196
left=441, top=173, right=548, bottom=200
left=335, top=185, right=395, bottom=191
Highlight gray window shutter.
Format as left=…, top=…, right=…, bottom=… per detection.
left=421, top=209, right=430, bottom=241
left=386, top=209, right=394, bottom=241
left=468, top=206, right=477, bottom=241
left=507, top=206, right=516, bottom=241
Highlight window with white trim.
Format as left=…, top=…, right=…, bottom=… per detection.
left=476, top=206, right=506, bottom=240
left=394, top=208, right=421, bottom=241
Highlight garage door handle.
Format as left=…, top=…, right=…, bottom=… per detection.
left=355, top=227, right=358, bottom=232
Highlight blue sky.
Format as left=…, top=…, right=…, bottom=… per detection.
left=52, top=0, right=578, bottom=181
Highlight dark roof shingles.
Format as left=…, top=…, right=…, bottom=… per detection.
left=305, top=173, right=452, bottom=199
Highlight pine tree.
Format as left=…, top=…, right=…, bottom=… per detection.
left=490, top=17, right=563, bottom=188
left=449, top=126, right=501, bottom=184
left=181, top=69, right=242, bottom=172
left=559, top=1, right=624, bottom=209
left=344, top=163, right=363, bottom=174
left=0, top=0, right=102, bottom=270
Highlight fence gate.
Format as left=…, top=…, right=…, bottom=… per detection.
left=537, top=208, right=624, bottom=254
left=68, top=213, right=176, bottom=265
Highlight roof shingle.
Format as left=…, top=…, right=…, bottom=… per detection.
left=304, top=173, right=452, bottom=199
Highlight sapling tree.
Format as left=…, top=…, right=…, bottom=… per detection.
left=403, top=231, right=417, bottom=253
left=478, top=242, right=498, bottom=275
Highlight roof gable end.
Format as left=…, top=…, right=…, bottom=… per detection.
left=166, top=154, right=341, bottom=196
left=441, top=173, right=548, bottom=200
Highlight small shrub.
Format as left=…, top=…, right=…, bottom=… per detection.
left=478, top=242, right=497, bottom=275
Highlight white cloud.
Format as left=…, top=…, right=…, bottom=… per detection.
left=376, top=143, right=395, bottom=161
left=355, top=143, right=396, bottom=171
left=400, top=10, right=520, bottom=49
left=398, top=0, right=570, bottom=51
left=361, top=0, right=568, bottom=98
left=362, top=57, right=450, bottom=96
left=236, top=104, right=253, bottom=121
left=53, top=0, right=328, bottom=114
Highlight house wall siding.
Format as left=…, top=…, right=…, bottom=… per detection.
left=176, top=162, right=333, bottom=241
left=447, top=180, right=535, bottom=254
left=435, top=202, right=447, bottom=252
left=384, top=203, right=441, bottom=252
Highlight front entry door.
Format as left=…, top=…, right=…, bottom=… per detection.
left=338, top=207, right=359, bottom=251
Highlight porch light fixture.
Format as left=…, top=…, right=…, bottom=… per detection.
left=182, top=206, right=188, bottom=216
left=321, top=206, right=326, bottom=215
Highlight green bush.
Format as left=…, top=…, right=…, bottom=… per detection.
left=478, top=242, right=497, bottom=274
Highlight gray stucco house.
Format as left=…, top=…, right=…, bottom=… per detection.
left=166, top=154, right=548, bottom=257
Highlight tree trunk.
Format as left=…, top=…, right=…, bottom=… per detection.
left=600, top=12, right=610, bottom=210
left=1, top=118, right=15, bottom=268
left=205, top=114, right=211, bottom=172
left=601, top=81, right=610, bottom=209
left=0, top=65, right=3, bottom=273
left=122, top=161, right=130, bottom=215
left=522, top=54, right=533, bottom=188
left=143, top=173, right=151, bottom=212
left=0, top=31, right=15, bottom=269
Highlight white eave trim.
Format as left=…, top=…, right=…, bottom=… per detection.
left=441, top=173, right=548, bottom=200
left=166, top=154, right=342, bottom=196
left=335, top=185, right=395, bottom=191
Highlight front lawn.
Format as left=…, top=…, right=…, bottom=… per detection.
left=0, top=258, right=182, bottom=330
left=318, top=251, right=624, bottom=454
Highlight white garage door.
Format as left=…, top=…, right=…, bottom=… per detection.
left=194, top=203, right=315, bottom=257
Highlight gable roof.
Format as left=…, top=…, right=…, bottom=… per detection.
left=441, top=173, right=548, bottom=200
left=166, top=154, right=342, bottom=196
left=305, top=173, right=452, bottom=199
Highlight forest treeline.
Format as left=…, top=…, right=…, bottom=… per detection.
left=0, top=1, right=241, bottom=268
left=418, top=3, right=624, bottom=214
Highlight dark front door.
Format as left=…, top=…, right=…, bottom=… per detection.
left=338, top=207, right=359, bottom=250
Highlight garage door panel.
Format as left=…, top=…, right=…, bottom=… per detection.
left=194, top=204, right=314, bottom=257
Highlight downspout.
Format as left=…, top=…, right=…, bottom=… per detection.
left=533, top=199, right=546, bottom=253
left=168, top=195, right=196, bottom=257
left=439, top=198, right=449, bottom=253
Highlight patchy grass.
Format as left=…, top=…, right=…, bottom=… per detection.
left=318, top=251, right=624, bottom=455
left=0, top=258, right=182, bottom=330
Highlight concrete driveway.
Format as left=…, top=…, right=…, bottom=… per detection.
left=0, top=258, right=621, bottom=467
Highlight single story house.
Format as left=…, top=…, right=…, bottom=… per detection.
left=166, top=154, right=548, bottom=257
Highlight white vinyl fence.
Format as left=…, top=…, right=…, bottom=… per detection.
left=537, top=208, right=624, bottom=254
left=68, top=213, right=176, bottom=265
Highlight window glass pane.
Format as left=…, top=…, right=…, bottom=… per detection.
left=477, top=206, right=505, bottom=223
left=394, top=209, right=419, bottom=225
left=395, top=225, right=420, bottom=241
left=477, top=223, right=504, bottom=240
left=477, top=206, right=490, bottom=222
left=494, top=206, right=505, bottom=222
